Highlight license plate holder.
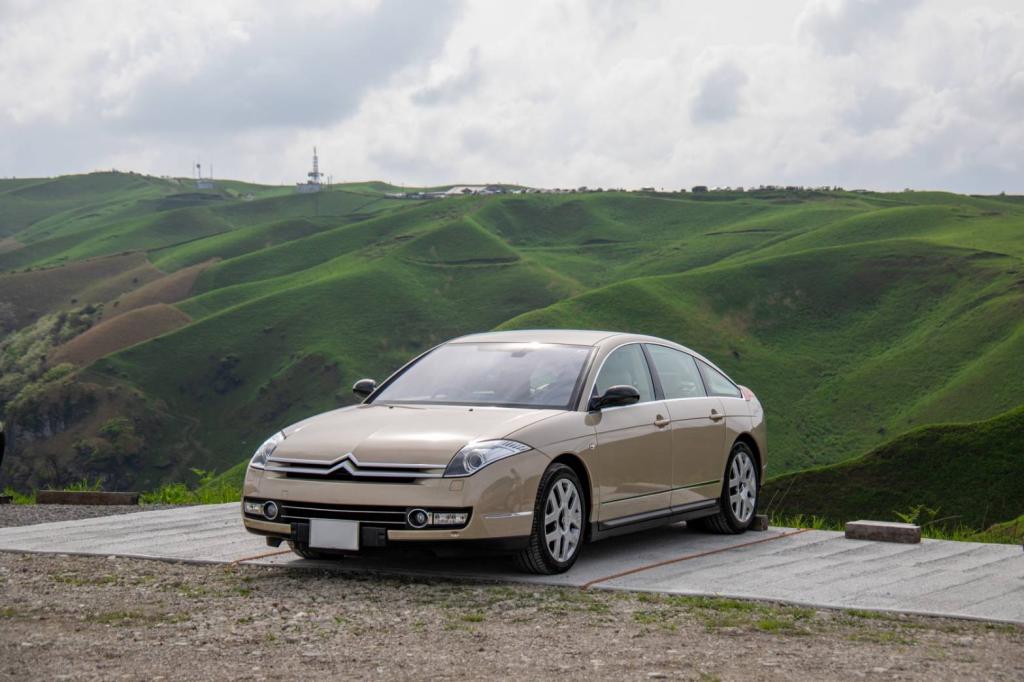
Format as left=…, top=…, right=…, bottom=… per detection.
left=309, top=518, right=360, bottom=551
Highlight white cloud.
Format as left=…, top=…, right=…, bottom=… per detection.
left=0, top=0, right=1022, bottom=193
left=690, top=60, right=749, bottom=125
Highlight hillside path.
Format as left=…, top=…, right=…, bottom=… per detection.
left=0, top=503, right=1021, bottom=623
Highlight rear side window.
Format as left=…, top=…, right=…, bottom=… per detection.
left=594, top=344, right=655, bottom=403
left=697, top=360, right=742, bottom=398
left=645, top=345, right=706, bottom=399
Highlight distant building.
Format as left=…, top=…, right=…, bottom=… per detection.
left=692, top=185, right=708, bottom=193
left=444, top=185, right=486, bottom=196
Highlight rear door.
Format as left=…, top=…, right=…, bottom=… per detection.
left=590, top=343, right=673, bottom=522
left=695, top=358, right=749, bottom=486
left=644, top=345, right=726, bottom=508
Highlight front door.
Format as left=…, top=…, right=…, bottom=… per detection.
left=644, top=344, right=727, bottom=508
left=590, top=344, right=673, bottom=522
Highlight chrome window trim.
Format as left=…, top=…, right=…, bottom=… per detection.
left=643, top=342, right=709, bottom=400
left=694, top=357, right=742, bottom=398
left=579, top=341, right=660, bottom=412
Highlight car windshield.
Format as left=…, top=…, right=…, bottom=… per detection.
left=372, top=342, right=592, bottom=410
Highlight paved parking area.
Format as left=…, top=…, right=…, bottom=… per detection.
left=0, top=503, right=1021, bottom=623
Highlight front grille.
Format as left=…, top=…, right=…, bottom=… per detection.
left=244, top=499, right=472, bottom=530
left=265, top=453, right=445, bottom=481
left=279, top=470, right=419, bottom=484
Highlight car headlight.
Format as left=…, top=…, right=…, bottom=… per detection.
left=443, top=440, right=532, bottom=477
left=249, top=432, right=285, bottom=469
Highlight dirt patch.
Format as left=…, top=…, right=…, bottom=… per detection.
left=107, top=260, right=214, bottom=319
left=75, top=259, right=164, bottom=305
left=0, top=238, right=22, bottom=254
left=0, top=253, right=155, bottom=328
left=0, top=553, right=1020, bottom=681
left=52, top=303, right=191, bottom=367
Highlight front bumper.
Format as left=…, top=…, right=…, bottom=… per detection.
left=242, top=512, right=529, bottom=553
left=241, top=453, right=543, bottom=550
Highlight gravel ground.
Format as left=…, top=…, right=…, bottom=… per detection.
left=1, top=552, right=1021, bottom=681
left=0, top=504, right=182, bottom=528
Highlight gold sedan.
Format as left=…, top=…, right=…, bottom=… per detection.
left=242, top=330, right=766, bottom=574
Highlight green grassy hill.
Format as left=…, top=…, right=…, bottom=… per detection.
left=1, top=172, right=1023, bottom=532
left=500, top=240, right=1024, bottom=468
left=760, top=405, right=1024, bottom=529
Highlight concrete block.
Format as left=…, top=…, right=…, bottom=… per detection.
left=751, top=514, right=769, bottom=531
left=845, top=520, right=921, bottom=544
left=37, top=490, right=139, bottom=506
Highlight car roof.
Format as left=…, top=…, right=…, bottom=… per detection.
left=447, top=329, right=689, bottom=351
left=449, top=329, right=621, bottom=346
left=447, top=329, right=722, bottom=373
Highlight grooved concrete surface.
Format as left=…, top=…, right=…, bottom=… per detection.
left=1, top=503, right=1021, bottom=623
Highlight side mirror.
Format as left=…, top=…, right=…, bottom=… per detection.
left=588, top=384, right=641, bottom=411
left=352, top=378, right=377, bottom=399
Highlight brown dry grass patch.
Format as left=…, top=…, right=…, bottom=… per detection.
left=0, top=253, right=157, bottom=326
left=52, top=303, right=191, bottom=366
left=106, top=259, right=214, bottom=319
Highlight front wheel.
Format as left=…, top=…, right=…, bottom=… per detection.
left=694, top=442, right=759, bottom=534
left=514, top=463, right=586, bottom=574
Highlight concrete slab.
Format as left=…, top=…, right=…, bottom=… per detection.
left=36, top=490, right=140, bottom=506
left=845, top=519, right=921, bottom=543
left=0, top=504, right=1021, bottom=624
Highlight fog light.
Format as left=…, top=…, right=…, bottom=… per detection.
left=407, top=508, right=430, bottom=528
left=263, top=500, right=279, bottom=520
left=431, top=512, right=468, bottom=526
left=243, top=500, right=263, bottom=516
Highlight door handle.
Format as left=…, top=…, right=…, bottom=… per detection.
left=709, top=409, right=723, bottom=422
left=654, top=415, right=671, bottom=428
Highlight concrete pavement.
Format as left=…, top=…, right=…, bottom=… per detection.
left=0, top=503, right=1021, bottom=623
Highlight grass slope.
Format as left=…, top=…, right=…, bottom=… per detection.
left=93, top=247, right=576, bottom=480
left=499, top=240, right=1024, bottom=472
left=2, top=174, right=1024, bottom=507
left=761, top=405, right=1024, bottom=529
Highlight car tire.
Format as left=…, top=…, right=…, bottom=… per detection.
left=287, top=540, right=343, bottom=560
left=514, top=463, right=586, bottom=574
left=694, top=442, right=759, bottom=534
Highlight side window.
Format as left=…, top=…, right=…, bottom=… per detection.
left=697, top=360, right=742, bottom=398
left=594, top=344, right=655, bottom=403
left=645, top=345, right=706, bottom=399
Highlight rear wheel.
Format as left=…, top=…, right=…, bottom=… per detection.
left=694, top=442, right=759, bottom=534
left=514, top=464, right=585, bottom=574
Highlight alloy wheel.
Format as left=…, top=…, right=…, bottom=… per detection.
left=728, top=450, right=757, bottom=524
left=544, top=478, right=582, bottom=562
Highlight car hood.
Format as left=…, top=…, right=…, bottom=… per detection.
left=275, top=403, right=559, bottom=466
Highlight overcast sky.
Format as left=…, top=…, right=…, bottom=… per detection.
left=1, top=0, right=1022, bottom=192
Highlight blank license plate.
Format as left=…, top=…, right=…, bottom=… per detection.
left=309, top=519, right=359, bottom=551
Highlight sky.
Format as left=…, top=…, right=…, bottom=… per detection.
left=1, top=0, right=1022, bottom=193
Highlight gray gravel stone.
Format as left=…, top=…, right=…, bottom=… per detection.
left=0, top=552, right=1022, bottom=681
left=0, top=504, right=180, bottom=528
